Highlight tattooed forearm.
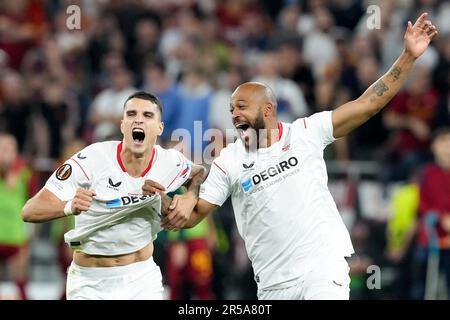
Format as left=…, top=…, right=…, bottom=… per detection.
left=389, top=67, right=401, bottom=81
left=373, top=80, right=389, bottom=96
left=185, top=165, right=207, bottom=198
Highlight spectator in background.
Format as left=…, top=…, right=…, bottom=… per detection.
left=36, top=79, right=69, bottom=159
left=215, top=0, right=261, bottom=45
left=209, top=67, right=243, bottom=134
left=237, top=10, right=270, bottom=52
left=0, top=71, right=33, bottom=154
left=386, top=169, right=420, bottom=299
left=86, top=14, right=123, bottom=76
left=128, top=17, right=161, bottom=77
left=413, top=127, right=450, bottom=299
left=383, top=65, right=439, bottom=181
left=140, top=59, right=180, bottom=145
left=433, top=33, right=450, bottom=128
left=276, top=40, right=316, bottom=108
left=0, top=134, right=32, bottom=300
left=302, top=5, right=338, bottom=79
left=0, top=0, right=48, bottom=70
left=433, top=33, right=450, bottom=95
left=173, top=65, right=212, bottom=161
left=309, top=77, right=353, bottom=162
left=346, top=220, right=381, bottom=300
left=89, top=66, right=137, bottom=142
left=252, top=52, right=309, bottom=122
left=274, top=4, right=301, bottom=40
left=345, top=56, right=390, bottom=161
left=52, top=6, right=87, bottom=56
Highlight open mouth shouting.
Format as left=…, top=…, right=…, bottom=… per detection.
left=132, top=128, right=145, bottom=146
left=235, top=122, right=252, bottom=141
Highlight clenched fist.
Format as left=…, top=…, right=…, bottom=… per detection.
left=69, top=188, right=96, bottom=215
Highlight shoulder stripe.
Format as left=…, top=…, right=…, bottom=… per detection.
left=213, top=162, right=227, bottom=175
left=68, top=158, right=90, bottom=181
left=166, top=157, right=189, bottom=190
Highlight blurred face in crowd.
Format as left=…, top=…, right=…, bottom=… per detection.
left=121, top=98, right=163, bottom=156
left=278, top=44, right=300, bottom=76
left=1, top=72, right=25, bottom=104
left=3, top=0, right=28, bottom=15
left=135, top=19, right=159, bottom=47
left=44, top=81, right=65, bottom=104
left=258, top=53, right=279, bottom=78
left=357, top=56, right=379, bottom=86
left=111, top=67, right=132, bottom=91
left=230, top=83, right=276, bottom=148
left=0, top=134, right=18, bottom=172
left=409, top=66, right=431, bottom=94
left=182, top=68, right=205, bottom=90
left=432, top=132, right=450, bottom=170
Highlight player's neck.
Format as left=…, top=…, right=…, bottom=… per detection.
left=120, top=146, right=154, bottom=177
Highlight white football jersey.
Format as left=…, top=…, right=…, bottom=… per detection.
left=200, top=111, right=354, bottom=290
left=45, top=141, right=191, bottom=255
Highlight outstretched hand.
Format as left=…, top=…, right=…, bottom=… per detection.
left=404, top=12, right=438, bottom=59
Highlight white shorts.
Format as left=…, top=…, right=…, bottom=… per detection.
left=66, top=256, right=164, bottom=300
left=257, top=256, right=350, bottom=300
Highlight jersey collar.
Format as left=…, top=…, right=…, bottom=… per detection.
left=116, top=142, right=156, bottom=177
left=277, top=122, right=283, bottom=141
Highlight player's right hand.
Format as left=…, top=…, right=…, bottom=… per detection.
left=71, top=188, right=96, bottom=215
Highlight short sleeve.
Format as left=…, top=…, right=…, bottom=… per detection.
left=199, top=155, right=231, bottom=207
left=294, top=111, right=335, bottom=148
left=159, top=149, right=192, bottom=193
left=44, top=158, right=92, bottom=202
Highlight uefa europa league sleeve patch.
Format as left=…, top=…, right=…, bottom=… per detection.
left=55, top=164, right=72, bottom=181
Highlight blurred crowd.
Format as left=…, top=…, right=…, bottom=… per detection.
left=1, top=0, right=450, bottom=299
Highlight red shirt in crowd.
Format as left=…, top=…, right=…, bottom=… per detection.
left=389, top=90, right=439, bottom=154
left=418, top=163, right=450, bottom=248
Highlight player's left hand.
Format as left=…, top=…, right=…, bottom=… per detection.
left=404, top=12, right=438, bottom=59
left=161, top=192, right=197, bottom=231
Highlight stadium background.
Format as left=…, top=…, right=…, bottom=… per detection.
left=1, top=0, right=450, bottom=300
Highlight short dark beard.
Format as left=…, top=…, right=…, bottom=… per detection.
left=253, top=111, right=265, bottom=149
left=242, top=111, right=265, bottom=150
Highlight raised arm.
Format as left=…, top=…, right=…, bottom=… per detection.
left=332, top=13, right=438, bottom=139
